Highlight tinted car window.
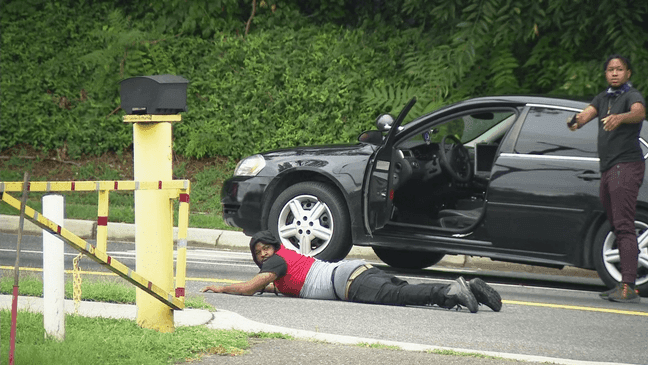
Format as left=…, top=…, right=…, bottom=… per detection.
left=515, top=107, right=598, bottom=158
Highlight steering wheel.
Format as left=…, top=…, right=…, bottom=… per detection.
left=392, top=149, right=413, bottom=189
left=438, top=135, right=473, bottom=183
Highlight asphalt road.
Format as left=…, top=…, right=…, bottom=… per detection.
left=2, top=232, right=647, bottom=364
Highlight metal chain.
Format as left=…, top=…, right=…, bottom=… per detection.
left=72, top=252, right=84, bottom=315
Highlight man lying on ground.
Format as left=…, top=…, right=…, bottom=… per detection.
left=201, top=231, right=502, bottom=313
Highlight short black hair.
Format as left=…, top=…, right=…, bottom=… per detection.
left=603, top=54, right=632, bottom=72
left=249, top=230, right=281, bottom=268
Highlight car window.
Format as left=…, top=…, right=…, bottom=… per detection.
left=422, top=118, right=465, bottom=144
left=461, top=112, right=514, bottom=143
left=420, top=111, right=516, bottom=145
left=515, top=107, right=598, bottom=158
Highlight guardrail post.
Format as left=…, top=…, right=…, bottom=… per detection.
left=132, top=120, right=175, bottom=332
left=96, top=189, right=109, bottom=253
left=42, top=193, right=65, bottom=341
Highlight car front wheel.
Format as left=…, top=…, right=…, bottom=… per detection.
left=593, top=210, right=648, bottom=296
left=372, top=247, right=445, bottom=270
left=268, top=181, right=352, bottom=261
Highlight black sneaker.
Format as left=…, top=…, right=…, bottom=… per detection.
left=608, top=283, right=641, bottom=303
left=469, top=278, right=502, bottom=312
left=444, top=277, right=479, bottom=313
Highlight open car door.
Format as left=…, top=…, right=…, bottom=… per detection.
left=363, top=97, right=417, bottom=235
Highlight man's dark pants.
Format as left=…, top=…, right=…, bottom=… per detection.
left=600, top=160, right=645, bottom=284
left=347, top=268, right=447, bottom=306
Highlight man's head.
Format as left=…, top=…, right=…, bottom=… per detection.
left=603, top=54, right=632, bottom=88
left=249, top=230, right=281, bottom=268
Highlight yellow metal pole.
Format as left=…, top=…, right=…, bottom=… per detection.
left=96, top=189, right=109, bottom=253
left=132, top=119, right=175, bottom=332
left=175, top=188, right=190, bottom=302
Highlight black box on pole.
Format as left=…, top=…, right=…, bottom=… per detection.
left=120, top=75, right=188, bottom=115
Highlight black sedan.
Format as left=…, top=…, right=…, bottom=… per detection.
left=221, top=96, right=648, bottom=295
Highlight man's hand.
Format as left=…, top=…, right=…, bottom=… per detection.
left=567, top=114, right=579, bottom=131
left=570, top=106, right=597, bottom=131
left=601, top=114, right=622, bottom=131
left=199, top=272, right=278, bottom=296
left=603, top=103, right=646, bottom=132
left=200, top=285, right=223, bottom=293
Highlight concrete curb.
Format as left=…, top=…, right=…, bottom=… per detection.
left=0, top=214, right=391, bottom=260
left=0, top=214, right=246, bottom=247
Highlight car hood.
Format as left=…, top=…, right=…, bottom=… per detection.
left=259, top=143, right=377, bottom=174
left=260, top=143, right=376, bottom=158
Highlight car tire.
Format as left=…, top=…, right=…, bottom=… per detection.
left=268, top=181, right=352, bottom=261
left=593, top=210, right=648, bottom=297
left=372, top=247, right=445, bottom=270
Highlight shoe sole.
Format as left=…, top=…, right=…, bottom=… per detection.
left=456, top=277, right=479, bottom=313
left=608, top=296, right=641, bottom=303
left=469, top=278, right=502, bottom=312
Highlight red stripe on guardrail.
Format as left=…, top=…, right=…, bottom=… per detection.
left=175, top=287, right=185, bottom=297
left=158, top=181, right=162, bottom=189
left=97, top=216, right=108, bottom=226
left=57, top=226, right=61, bottom=234
left=114, top=181, right=119, bottom=190
left=71, top=182, right=75, bottom=191
left=179, top=193, right=190, bottom=203
left=107, top=256, right=112, bottom=265
left=148, top=281, right=152, bottom=290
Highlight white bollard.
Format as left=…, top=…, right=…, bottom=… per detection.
left=43, top=194, right=65, bottom=341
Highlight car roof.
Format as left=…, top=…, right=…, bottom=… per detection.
left=440, top=95, right=591, bottom=112
left=460, top=95, right=590, bottom=108
left=402, top=95, right=590, bottom=131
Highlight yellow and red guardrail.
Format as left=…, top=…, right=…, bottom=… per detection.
left=0, top=180, right=190, bottom=310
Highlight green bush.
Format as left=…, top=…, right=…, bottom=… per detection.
left=2, top=0, right=647, bottom=160
left=0, top=3, right=410, bottom=159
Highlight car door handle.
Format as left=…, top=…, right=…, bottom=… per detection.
left=576, top=171, right=601, bottom=181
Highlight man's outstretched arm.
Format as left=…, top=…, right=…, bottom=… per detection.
left=602, top=102, right=646, bottom=131
left=201, top=272, right=277, bottom=296
left=569, top=105, right=598, bottom=131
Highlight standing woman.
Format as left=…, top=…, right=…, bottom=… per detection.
left=569, top=54, right=646, bottom=303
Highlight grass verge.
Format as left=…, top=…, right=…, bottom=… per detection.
left=0, top=310, right=287, bottom=364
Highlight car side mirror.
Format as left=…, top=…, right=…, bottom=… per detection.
left=358, top=130, right=383, bottom=145
left=375, top=114, right=394, bottom=132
